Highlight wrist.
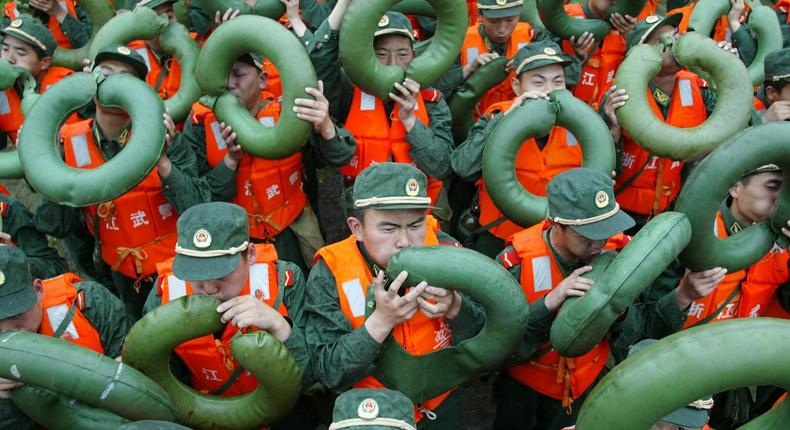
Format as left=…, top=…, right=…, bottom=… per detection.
left=319, top=122, right=336, bottom=140
left=223, top=154, right=240, bottom=171
left=364, top=311, right=394, bottom=343
left=674, top=284, right=692, bottom=310
left=446, top=291, right=462, bottom=320
left=269, top=316, right=292, bottom=342
left=544, top=291, right=560, bottom=312
left=157, top=156, right=172, bottom=179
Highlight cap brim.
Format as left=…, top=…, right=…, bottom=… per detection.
left=362, top=204, right=436, bottom=211
left=480, top=6, right=523, bottom=18
left=517, top=57, right=573, bottom=75
left=373, top=29, right=415, bottom=41
left=172, top=253, right=241, bottom=282
left=94, top=52, right=149, bottom=79
left=646, top=13, right=683, bottom=40
left=661, top=407, right=709, bottom=428
left=570, top=210, right=635, bottom=241
left=0, top=286, right=37, bottom=320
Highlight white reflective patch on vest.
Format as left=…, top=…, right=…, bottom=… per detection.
left=465, top=47, right=479, bottom=66
left=258, top=116, right=275, bottom=128
left=70, top=134, right=93, bottom=167
left=566, top=131, right=578, bottom=146
left=135, top=48, right=151, bottom=71
left=360, top=92, right=376, bottom=111
left=0, top=91, right=11, bottom=115
left=713, top=221, right=720, bottom=238
left=678, top=79, right=694, bottom=107
left=531, top=256, right=553, bottom=293
left=167, top=275, right=187, bottom=301
left=342, top=278, right=366, bottom=318
left=249, top=263, right=271, bottom=300
left=47, top=304, right=79, bottom=340
left=517, top=42, right=528, bottom=50
left=209, top=121, right=227, bottom=151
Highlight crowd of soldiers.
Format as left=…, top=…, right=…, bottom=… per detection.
left=0, top=0, right=789, bottom=428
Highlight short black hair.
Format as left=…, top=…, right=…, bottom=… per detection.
left=765, top=80, right=787, bottom=95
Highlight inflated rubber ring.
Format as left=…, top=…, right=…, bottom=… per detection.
left=538, top=0, right=646, bottom=40
left=448, top=56, right=509, bottom=142
left=0, top=59, right=37, bottom=179
left=52, top=0, right=115, bottom=71
left=12, top=386, right=131, bottom=430
left=193, top=0, right=285, bottom=20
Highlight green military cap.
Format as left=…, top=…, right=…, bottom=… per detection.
left=0, top=14, right=58, bottom=57
left=764, top=48, right=790, bottom=84
left=329, top=388, right=416, bottom=430
left=0, top=246, right=35, bottom=320
left=237, top=52, right=265, bottom=70
left=352, top=163, right=434, bottom=211
left=477, top=0, right=524, bottom=18
left=93, top=44, right=149, bottom=79
left=375, top=11, right=415, bottom=42
left=742, top=164, right=781, bottom=179
left=628, top=340, right=713, bottom=428
left=546, top=168, right=635, bottom=240
left=626, top=14, right=682, bottom=51
left=133, top=0, right=176, bottom=11
left=173, top=202, right=250, bottom=282
left=512, top=39, right=573, bottom=76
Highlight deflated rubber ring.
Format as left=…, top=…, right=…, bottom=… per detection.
left=122, top=295, right=302, bottom=429
left=0, top=331, right=177, bottom=421
left=88, top=7, right=203, bottom=123
left=0, top=59, right=38, bottom=179
left=482, top=89, right=615, bottom=228
left=52, top=0, right=115, bottom=71
left=193, top=0, right=285, bottom=20
left=576, top=318, right=790, bottom=429
left=550, top=212, right=691, bottom=357
left=195, top=15, right=317, bottom=159
left=12, top=386, right=131, bottom=430
left=339, top=0, right=468, bottom=100
left=538, top=0, right=646, bottom=40
left=18, top=71, right=166, bottom=207
left=379, top=246, right=528, bottom=403
left=614, top=32, right=753, bottom=161
left=675, top=122, right=790, bottom=272
left=448, top=56, right=509, bottom=142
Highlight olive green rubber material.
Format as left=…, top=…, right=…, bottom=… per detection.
left=0, top=60, right=38, bottom=179
left=391, top=0, right=545, bottom=31
left=482, top=89, right=615, bottom=228
left=339, top=0, right=468, bottom=100
left=173, top=0, right=190, bottom=25
left=448, top=56, right=509, bottom=142
left=88, top=7, right=167, bottom=57
left=576, top=318, right=790, bottom=430
left=18, top=71, right=166, bottom=207
left=688, top=0, right=730, bottom=37
left=379, top=246, right=528, bottom=403
left=122, top=295, right=302, bottom=429
left=614, top=32, right=752, bottom=161
left=195, top=15, right=316, bottom=159
left=550, top=212, right=692, bottom=357
left=12, top=386, right=131, bottom=430
left=521, top=0, right=545, bottom=32
left=538, top=0, right=647, bottom=40
left=0, top=331, right=177, bottom=421
left=193, top=0, right=285, bottom=20
left=742, top=0, right=783, bottom=86
left=52, top=0, right=115, bottom=70
left=674, top=122, right=790, bottom=272
left=119, top=421, right=193, bottom=429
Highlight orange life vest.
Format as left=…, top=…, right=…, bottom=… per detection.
left=683, top=211, right=789, bottom=327
left=0, top=66, right=74, bottom=142
left=459, top=22, right=533, bottom=117
left=505, top=223, right=627, bottom=408
left=476, top=101, right=582, bottom=240
left=342, top=86, right=443, bottom=205
left=262, top=58, right=282, bottom=100
left=190, top=96, right=306, bottom=240
left=129, top=40, right=182, bottom=101
left=773, top=0, right=790, bottom=23
left=615, top=71, right=707, bottom=215
left=4, top=1, right=78, bottom=48
left=669, top=2, right=730, bottom=42
left=60, top=119, right=178, bottom=279
left=754, top=97, right=767, bottom=119
left=313, top=218, right=454, bottom=421
left=38, top=273, right=105, bottom=354
left=156, top=244, right=288, bottom=395
left=467, top=0, right=478, bottom=24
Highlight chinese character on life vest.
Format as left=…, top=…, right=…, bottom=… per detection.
left=687, top=302, right=704, bottom=318
left=158, top=203, right=173, bottom=220
left=266, top=184, right=280, bottom=200
left=130, top=210, right=150, bottom=228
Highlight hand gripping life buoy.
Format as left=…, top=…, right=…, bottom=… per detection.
left=375, top=245, right=528, bottom=403
left=195, top=15, right=317, bottom=159
left=18, top=71, right=166, bottom=207
left=575, top=318, right=790, bottom=429
left=0, top=331, right=177, bottom=422
left=674, top=121, right=790, bottom=272
left=122, top=295, right=302, bottom=429
left=482, top=89, right=616, bottom=229
left=339, top=0, right=468, bottom=100
left=0, top=59, right=38, bottom=179
left=52, top=0, right=115, bottom=71
left=550, top=212, right=692, bottom=357
left=614, top=31, right=753, bottom=161
left=448, top=56, right=509, bottom=142
left=537, top=0, right=647, bottom=40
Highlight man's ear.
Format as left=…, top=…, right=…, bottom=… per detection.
left=259, top=71, right=268, bottom=90
left=347, top=217, right=365, bottom=242
left=729, top=183, right=741, bottom=200
left=766, top=85, right=778, bottom=105
left=247, top=243, right=257, bottom=266
left=32, top=279, right=44, bottom=300
left=511, top=76, right=521, bottom=95
left=40, top=56, right=52, bottom=72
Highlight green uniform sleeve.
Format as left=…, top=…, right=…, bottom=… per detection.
left=276, top=260, right=315, bottom=387
left=433, top=61, right=465, bottom=99
left=406, top=96, right=454, bottom=180
left=299, top=0, right=335, bottom=31
left=0, top=399, right=34, bottom=430
left=80, top=281, right=133, bottom=358
left=187, top=3, right=212, bottom=36
left=304, top=258, right=384, bottom=390
left=58, top=5, right=92, bottom=48
left=160, top=129, right=213, bottom=213
left=308, top=22, right=355, bottom=122
left=0, top=195, right=67, bottom=279
left=178, top=117, right=237, bottom=202
left=700, top=86, right=717, bottom=116
left=308, top=124, right=357, bottom=167
left=732, top=23, right=757, bottom=66
left=451, top=112, right=502, bottom=181
left=32, top=199, right=82, bottom=238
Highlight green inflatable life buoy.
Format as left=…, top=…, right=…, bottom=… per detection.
left=52, top=0, right=115, bottom=70
left=195, top=15, right=316, bottom=159
left=549, top=212, right=691, bottom=357
left=0, top=59, right=38, bottom=179
left=482, top=89, right=615, bottom=228
left=688, top=0, right=730, bottom=37
left=12, top=386, right=131, bottom=430
left=119, top=421, right=193, bottom=429
left=448, top=56, right=509, bottom=142
left=193, top=0, right=285, bottom=20
left=378, top=246, right=528, bottom=403
left=520, top=0, right=545, bottom=32
left=537, top=0, right=646, bottom=41
left=576, top=318, right=790, bottom=429
left=675, top=122, right=790, bottom=272
left=18, top=71, right=166, bottom=207
left=0, top=331, right=177, bottom=421
left=122, top=295, right=302, bottom=429
left=339, top=0, right=467, bottom=100
left=391, top=0, right=544, bottom=31
left=87, top=7, right=202, bottom=123
left=614, top=32, right=753, bottom=161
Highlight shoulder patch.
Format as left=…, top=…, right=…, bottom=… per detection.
left=420, top=88, right=442, bottom=103
left=439, top=240, right=462, bottom=247
left=499, top=248, right=520, bottom=269
left=0, top=202, right=7, bottom=218
left=76, top=290, right=88, bottom=311
left=283, top=269, right=295, bottom=288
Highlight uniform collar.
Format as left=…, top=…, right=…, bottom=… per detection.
left=719, top=199, right=748, bottom=236
left=91, top=119, right=132, bottom=147
left=582, top=0, right=596, bottom=19
left=543, top=228, right=584, bottom=277
left=478, top=25, right=508, bottom=53
left=356, top=241, right=387, bottom=282
left=648, top=81, right=671, bottom=107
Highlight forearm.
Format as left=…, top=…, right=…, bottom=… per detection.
left=451, top=115, right=500, bottom=181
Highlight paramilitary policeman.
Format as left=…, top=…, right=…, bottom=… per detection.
left=0, top=246, right=132, bottom=429
left=329, top=388, right=417, bottom=430
left=305, top=162, right=485, bottom=429
left=2, top=0, right=92, bottom=51
left=754, top=48, right=790, bottom=123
